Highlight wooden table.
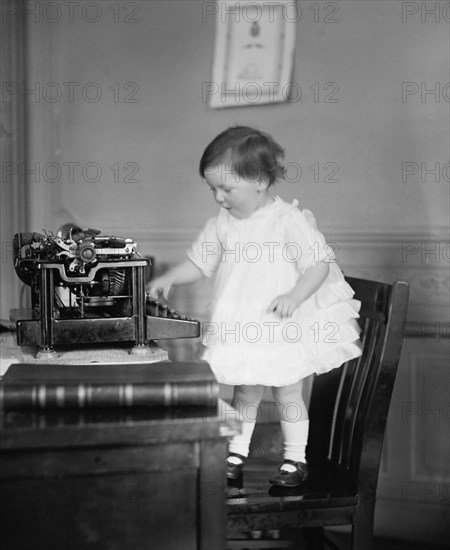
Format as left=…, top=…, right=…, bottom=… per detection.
left=1, top=405, right=234, bottom=550
left=0, top=340, right=236, bottom=550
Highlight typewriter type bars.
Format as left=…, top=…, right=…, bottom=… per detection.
left=10, top=228, right=200, bottom=354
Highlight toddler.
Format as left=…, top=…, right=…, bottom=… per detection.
left=148, top=126, right=362, bottom=486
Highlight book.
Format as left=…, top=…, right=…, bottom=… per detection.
left=0, top=362, right=218, bottom=410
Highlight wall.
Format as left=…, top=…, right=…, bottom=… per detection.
left=21, top=1, right=449, bottom=319
left=1, top=1, right=449, bottom=543
left=0, top=0, right=27, bottom=319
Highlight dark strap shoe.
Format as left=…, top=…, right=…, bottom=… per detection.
left=226, top=453, right=246, bottom=480
left=269, top=460, right=308, bottom=487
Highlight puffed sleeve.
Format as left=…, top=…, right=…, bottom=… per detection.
left=285, top=202, right=336, bottom=271
left=186, top=217, right=221, bottom=278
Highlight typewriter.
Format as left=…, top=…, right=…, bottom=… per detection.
left=10, top=226, right=200, bottom=354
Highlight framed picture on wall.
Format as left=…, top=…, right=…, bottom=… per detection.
left=207, top=0, right=297, bottom=108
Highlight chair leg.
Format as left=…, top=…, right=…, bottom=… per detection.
left=351, top=500, right=375, bottom=550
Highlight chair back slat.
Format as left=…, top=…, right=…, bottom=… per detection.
left=332, top=318, right=374, bottom=460
left=306, top=367, right=342, bottom=466
left=340, top=319, right=385, bottom=469
left=329, top=356, right=357, bottom=464
left=352, top=281, right=409, bottom=488
left=307, top=277, right=409, bottom=486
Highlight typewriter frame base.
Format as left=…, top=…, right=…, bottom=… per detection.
left=11, top=261, right=199, bottom=354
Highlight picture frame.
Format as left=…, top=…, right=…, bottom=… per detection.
left=207, top=0, right=297, bottom=108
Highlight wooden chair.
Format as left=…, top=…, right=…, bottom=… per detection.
left=226, top=277, right=409, bottom=550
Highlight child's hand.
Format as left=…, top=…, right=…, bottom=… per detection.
left=146, top=275, right=173, bottom=301
left=267, top=293, right=302, bottom=318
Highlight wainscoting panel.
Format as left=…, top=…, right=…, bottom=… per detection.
left=411, top=355, right=449, bottom=480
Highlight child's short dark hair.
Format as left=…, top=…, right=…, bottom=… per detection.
left=199, top=126, right=285, bottom=185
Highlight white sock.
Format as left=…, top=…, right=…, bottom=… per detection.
left=228, top=421, right=256, bottom=459
left=280, top=419, right=309, bottom=469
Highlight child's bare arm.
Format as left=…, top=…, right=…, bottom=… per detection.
left=146, top=259, right=203, bottom=300
left=268, top=261, right=330, bottom=318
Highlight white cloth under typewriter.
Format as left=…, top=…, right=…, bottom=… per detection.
left=187, top=196, right=362, bottom=386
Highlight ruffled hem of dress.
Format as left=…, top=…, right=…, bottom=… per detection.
left=202, top=315, right=361, bottom=353
left=202, top=338, right=362, bottom=387
left=313, top=269, right=359, bottom=309
left=309, top=299, right=361, bottom=325
left=203, top=294, right=361, bottom=348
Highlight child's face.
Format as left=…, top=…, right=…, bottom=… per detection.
left=204, top=163, right=269, bottom=219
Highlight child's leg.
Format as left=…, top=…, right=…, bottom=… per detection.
left=228, top=384, right=265, bottom=460
left=272, top=380, right=309, bottom=466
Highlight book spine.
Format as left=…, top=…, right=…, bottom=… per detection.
left=0, top=382, right=218, bottom=410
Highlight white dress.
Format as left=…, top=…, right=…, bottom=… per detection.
left=187, top=196, right=362, bottom=386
